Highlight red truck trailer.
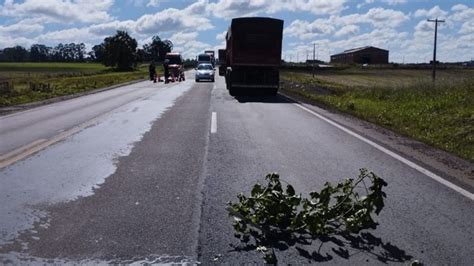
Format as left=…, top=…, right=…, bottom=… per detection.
left=222, top=17, right=283, bottom=96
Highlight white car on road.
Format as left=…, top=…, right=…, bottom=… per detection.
left=195, top=63, right=215, bottom=82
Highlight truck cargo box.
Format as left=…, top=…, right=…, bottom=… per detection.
left=226, top=17, right=283, bottom=67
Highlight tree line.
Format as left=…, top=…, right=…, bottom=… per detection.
left=0, top=31, right=173, bottom=70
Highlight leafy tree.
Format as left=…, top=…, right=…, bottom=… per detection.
left=0, top=46, right=29, bottom=62
left=143, top=36, right=173, bottom=62
left=50, top=43, right=86, bottom=62
left=90, top=44, right=105, bottom=63
left=30, top=44, right=51, bottom=62
left=102, top=30, right=137, bottom=70
left=135, top=48, right=146, bottom=63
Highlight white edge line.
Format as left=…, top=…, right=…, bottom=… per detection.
left=211, top=112, right=217, bottom=134
left=294, top=103, right=474, bottom=201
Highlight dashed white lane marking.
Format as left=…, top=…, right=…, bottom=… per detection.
left=211, top=112, right=217, bottom=134
left=294, top=103, right=474, bottom=201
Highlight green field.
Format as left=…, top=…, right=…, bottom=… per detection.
left=0, top=62, right=157, bottom=106
left=281, top=68, right=474, bottom=161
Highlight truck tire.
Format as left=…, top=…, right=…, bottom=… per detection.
left=229, top=87, right=237, bottom=96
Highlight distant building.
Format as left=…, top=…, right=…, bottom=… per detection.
left=305, top=59, right=325, bottom=64
left=330, top=46, right=389, bottom=64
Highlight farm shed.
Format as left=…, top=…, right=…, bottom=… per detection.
left=330, top=46, right=389, bottom=64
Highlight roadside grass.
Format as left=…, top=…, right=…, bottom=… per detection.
left=0, top=63, right=161, bottom=106
left=281, top=68, right=474, bottom=161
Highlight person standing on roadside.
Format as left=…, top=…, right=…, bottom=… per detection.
left=149, top=61, right=157, bottom=83
left=163, top=59, right=170, bottom=84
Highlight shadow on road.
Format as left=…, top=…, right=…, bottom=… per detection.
left=234, top=94, right=294, bottom=104
left=230, top=231, right=412, bottom=263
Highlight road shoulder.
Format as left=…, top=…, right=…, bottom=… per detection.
left=280, top=90, right=474, bottom=193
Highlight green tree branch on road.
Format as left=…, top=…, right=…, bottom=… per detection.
left=227, top=169, right=403, bottom=264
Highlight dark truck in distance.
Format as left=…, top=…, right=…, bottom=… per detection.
left=204, top=50, right=216, bottom=67
left=218, top=49, right=226, bottom=76
left=221, top=17, right=284, bottom=96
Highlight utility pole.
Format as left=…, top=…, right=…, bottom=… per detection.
left=312, top=43, right=316, bottom=77
left=427, top=18, right=445, bottom=81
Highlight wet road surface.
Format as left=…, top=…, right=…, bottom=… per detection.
left=0, top=73, right=473, bottom=264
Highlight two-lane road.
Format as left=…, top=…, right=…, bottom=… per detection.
left=0, top=72, right=472, bottom=264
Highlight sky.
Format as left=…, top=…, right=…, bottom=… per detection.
left=0, top=0, right=473, bottom=63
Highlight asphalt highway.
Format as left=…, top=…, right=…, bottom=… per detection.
left=0, top=72, right=473, bottom=264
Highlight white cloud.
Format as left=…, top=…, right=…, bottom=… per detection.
left=268, top=0, right=347, bottom=15
left=364, top=7, right=408, bottom=28
left=36, top=28, right=92, bottom=44
left=414, top=20, right=434, bottom=33
left=334, top=25, right=359, bottom=37
left=382, top=0, right=406, bottom=6
left=286, top=7, right=408, bottom=41
left=357, top=0, right=374, bottom=9
left=0, top=20, right=44, bottom=37
left=88, top=20, right=137, bottom=36
left=207, top=0, right=347, bottom=18
left=451, top=4, right=474, bottom=22
left=0, top=36, right=35, bottom=49
left=135, top=0, right=213, bottom=34
left=414, top=5, right=448, bottom=18
left=285, top=19, right=335, bottom=40
left=207, top=0, right=268, bottom=18
left=459, top=20, right=474, bottom=34
left=330, top=8, right=408, bottom=28
left=147, top=0, right=162, bottom=7
left=174, top=40, right=211, bottom=59
left=169, top=32, right=199, bottom=46
left=0, top=0, right=114, bottom=24
left=216, top=31, right=227, bottom=41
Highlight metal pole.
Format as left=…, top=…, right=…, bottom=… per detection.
left=432, top=19, right=438, bottom=80
left=313, top=43, right=315, bottom=77
left=427, top=18, right=444, bottom=81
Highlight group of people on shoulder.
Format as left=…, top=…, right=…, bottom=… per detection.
left=148, top=60, right=170, bottom=84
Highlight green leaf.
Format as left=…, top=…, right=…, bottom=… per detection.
left=286, top=184, right=295, bottom=196
left=227, top=169, right=387, bottom=264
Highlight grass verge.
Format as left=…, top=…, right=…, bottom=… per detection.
left=0, top=63, right=162, bottom=106
left=281, top=68, right=474, bottom=161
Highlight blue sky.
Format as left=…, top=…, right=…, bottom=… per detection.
left=1, top=0, right=473, bottom=63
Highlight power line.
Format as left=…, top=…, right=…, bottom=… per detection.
left=427, top=18, right=445, bottom=81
